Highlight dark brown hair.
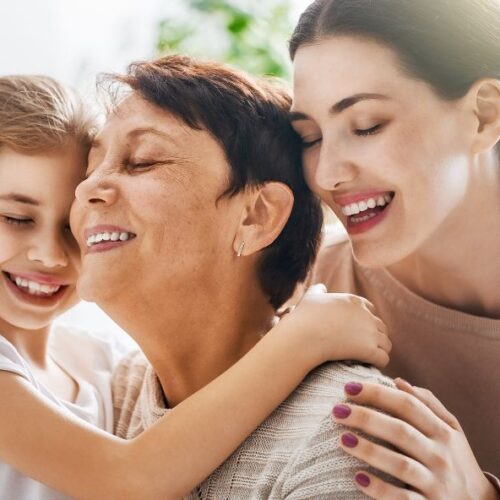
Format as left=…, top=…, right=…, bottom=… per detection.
left=290, top=0, right=500, bottom=158
left=106, top=55, right=323, bottom=309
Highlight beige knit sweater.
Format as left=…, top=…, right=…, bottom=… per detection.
left=113, top=352, right=394, bottom=499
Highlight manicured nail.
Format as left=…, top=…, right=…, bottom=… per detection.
left=332, top=404, right=351, bottom=419
left=355, top=472, right=370, bottom=487
left=341, top=432, right=359, bottom=448
left=345, top=382, right=363, bottom=396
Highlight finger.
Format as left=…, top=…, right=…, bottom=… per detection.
left=361, top=298, right=376, bottom=313
left=343, top=382, right=448, bottom=438
left=377, top=331, right=392, bottom=353
left=394, top=378, right=461, bottom=430
left=332, top=403, right=432, bottom=465
left=374, top=317, right=388, bottom=334
left=353, top=470, right=425, bottom=500
left=339, top=432, right=432, bottom=492
left=370, top=348, right=390, bottom=369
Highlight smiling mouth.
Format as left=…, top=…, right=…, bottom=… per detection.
left=3, top=272, right=67, bottom=298
left=85, top=231, right=136, bottom=248
left=339, top=192, right=395, bottom=233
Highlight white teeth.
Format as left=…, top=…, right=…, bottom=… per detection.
left=341, top=194, right=393, bottom=217
left=11, top=275, right=61, bottom=296
left=86, top=231, right=133, bottom=247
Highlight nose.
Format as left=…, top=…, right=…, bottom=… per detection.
left=314, top=140, right=357, bottom=191
left=27, top=233, right=69, bottom=268
left=74, top=170, right=118, bottom=207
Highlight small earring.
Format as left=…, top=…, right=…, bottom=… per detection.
left=237, top=241, right=245, bottom=257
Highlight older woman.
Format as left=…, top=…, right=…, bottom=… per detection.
left=289, top=0, right=500, bottom=497
left=70, top=55, right=394, bottom=499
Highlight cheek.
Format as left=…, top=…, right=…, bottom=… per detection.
left=0, top=227, right=24, bottom=263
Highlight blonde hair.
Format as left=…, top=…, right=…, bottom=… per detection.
left=0, top=75, right=95, bottom=154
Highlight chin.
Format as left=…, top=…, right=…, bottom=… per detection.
left=350, top=240, right=404, bottom=269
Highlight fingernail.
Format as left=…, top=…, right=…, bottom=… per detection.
left=332, top=404, right=351, bottom=419
left=345, top=382, right=363, bottom=396
left=355, top=472, right=370, bottom=487
left=341, top=432, right=358, bottom=448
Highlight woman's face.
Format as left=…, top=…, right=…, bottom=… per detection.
left=291, top=36, right=474, bottom=267
left=71, top=93, right=243, bottom=310
left=0, top=144, right=84, bottom=333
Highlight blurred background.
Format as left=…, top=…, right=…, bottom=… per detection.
left=0, top=0, right=313, bottom=344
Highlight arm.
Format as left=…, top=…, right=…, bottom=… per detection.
left=0, top=288, right=389, bottom=499
left=331, top=379, right=498, bottom=500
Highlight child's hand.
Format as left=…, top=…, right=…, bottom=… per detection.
left=279, top=284, right=391, bottom=370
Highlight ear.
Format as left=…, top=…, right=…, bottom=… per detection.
left=233, top=182, right=294, bottom=257
left=469, top=79, right=500, bottom=154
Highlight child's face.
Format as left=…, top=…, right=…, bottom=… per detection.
left=0, top=142, right=86, bottom=335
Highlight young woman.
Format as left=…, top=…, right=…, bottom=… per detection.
left=0, top=74, right=391, bottom=499
left=289, top=0, right=500, bottom=497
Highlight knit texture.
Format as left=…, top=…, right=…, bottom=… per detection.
left=113, top=351, right=394, bottom=499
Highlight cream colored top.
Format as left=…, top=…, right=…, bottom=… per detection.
left=311, top=227, right=500, bottom=476
left=113, top=351, right=396, bottom=499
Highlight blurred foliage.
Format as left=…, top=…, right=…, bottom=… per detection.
left=156, top=0, right=294, bottom=80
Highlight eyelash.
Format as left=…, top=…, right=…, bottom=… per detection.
left=354, top=124, right=383, bottom=136
left=2, top=216, right=33, bottom=226
left=302, top=138, right=322, bottom=149
left=302, top=123, right=383, bottom=149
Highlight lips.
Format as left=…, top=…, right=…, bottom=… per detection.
left=2, top=271, right=70, bottom=307
left=335, top=191, right=395, bottom=235
left=83, top=224, right=136, bottom=254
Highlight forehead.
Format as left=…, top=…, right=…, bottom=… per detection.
left=95, top=93, right=195, bottom=146
left=0, top=147, right=84, bottom=205
left=292, top=36, right=410, bottom=109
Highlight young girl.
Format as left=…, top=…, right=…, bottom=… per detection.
left=0, top=75, right=390, bottom=499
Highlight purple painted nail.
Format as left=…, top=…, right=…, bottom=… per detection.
left=345, top=382, right=363, bottom=396
left=355, top=473, right=370, bottom=488
left=332, top=404, right=351, bottom=419
left=341, top=432, right=359, bottom=448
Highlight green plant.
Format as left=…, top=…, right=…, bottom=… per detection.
left=156, top=0, right=294, bottom=79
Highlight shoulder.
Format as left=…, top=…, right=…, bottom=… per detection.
left=51, top=323, right=128, bottom=372
left=0, top=335, right=32, bottom=381
left=278, top=363, right=394, bottom=498
left=310, top=225, right=358, bottom=293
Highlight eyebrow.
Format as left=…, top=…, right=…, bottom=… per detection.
left=289, top=93, right=389, bottom=122
left=0, top=193, right=40, bottom=206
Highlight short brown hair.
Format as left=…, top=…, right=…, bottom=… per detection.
left=0, top=75, right=95, bottom=154
left=105, top=55, right=323, bottom=309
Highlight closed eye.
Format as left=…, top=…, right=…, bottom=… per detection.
left=301, top=137, right=322, bottom=149
left=2, top=215, right=33, bottom=226
left=354, top=124, right=383, bottom=136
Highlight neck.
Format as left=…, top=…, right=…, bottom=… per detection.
left=388, top=151, right=500, bottom=318
left=0, top=319, right=51, bottom=367
left=105, top=273, right=275, bottom=407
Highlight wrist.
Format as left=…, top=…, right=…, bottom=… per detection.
left=271, top=313, right=322, bottom=371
